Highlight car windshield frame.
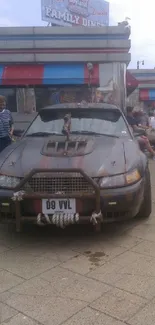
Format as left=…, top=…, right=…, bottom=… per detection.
left=23, top=108, right=132, bottom=139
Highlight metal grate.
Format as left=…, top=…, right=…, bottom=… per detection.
left=23, top=172, right=95, bottom=194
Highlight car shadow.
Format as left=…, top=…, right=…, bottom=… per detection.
left=0, top=216, right=145, bottom=248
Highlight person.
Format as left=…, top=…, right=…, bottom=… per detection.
left=137, top=110, right=149, bottom=128
left=126, top=106, right=155, bottom=159
left=0, top=95, right=14, bottom=153
left=132, top=110, right=142, bottom=125
left=149, top=111, right=155, bottom=129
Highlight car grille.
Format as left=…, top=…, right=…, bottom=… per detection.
left=23, top=172, right=95, bottom=194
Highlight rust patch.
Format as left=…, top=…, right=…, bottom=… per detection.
left=0, top=171, right=13, bottom=176
left=98, top=168, right=109, bottom=177
left=39, top=155, right=51, bottom=168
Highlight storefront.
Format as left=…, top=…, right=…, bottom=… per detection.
left=0, top=62, right=128, bottom=113
left=128, top=69, right=155, bottom=110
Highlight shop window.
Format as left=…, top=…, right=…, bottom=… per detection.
left=35, top=86, right=93, bottom=111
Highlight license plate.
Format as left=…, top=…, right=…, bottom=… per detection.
left=42, top=198, right=76, bottom=214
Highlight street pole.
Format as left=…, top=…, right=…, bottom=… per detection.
left=137, top=60, right=144, bottom=69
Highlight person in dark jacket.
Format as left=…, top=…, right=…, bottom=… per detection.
left=0, top=96, right=14, bottom=153
left=126, top=106, right=155, bottom=159
left=133, top=109, right=149, bottom=127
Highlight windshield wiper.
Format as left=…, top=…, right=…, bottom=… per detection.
left=70, top=131, right=119, bottom=138
left=26, top=132, right=63, bottom=137
left=99, top=133, right=119, bottom=138
left=26, top=131, right=119, bottom=138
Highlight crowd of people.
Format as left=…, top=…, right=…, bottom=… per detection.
left=126, top=106, right=155, bottom=159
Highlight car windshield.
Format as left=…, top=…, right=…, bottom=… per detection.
left=25, top=108, right=130, bottom=138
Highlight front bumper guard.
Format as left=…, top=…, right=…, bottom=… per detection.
left=35, top=210, right=102, bottom=229
left=3, top=168, right=101, bottom=232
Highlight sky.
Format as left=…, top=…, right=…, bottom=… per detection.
left=0, top=0, right=154, bottom=69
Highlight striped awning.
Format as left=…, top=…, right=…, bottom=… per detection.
left=0, top=64, right=99, bottom=86
left=0, top=64, right=135, bottom=96
left=139, top=89, right=155, bottom=101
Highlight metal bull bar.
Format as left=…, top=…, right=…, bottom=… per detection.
left=10, top=168, right=101, bottom=232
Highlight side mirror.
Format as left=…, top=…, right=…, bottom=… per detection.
left=13, top=129, right=24, bottom=137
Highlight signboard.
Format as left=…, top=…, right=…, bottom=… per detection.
left=41, top=0, right=109, bottom=27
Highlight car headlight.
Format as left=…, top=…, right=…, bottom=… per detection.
left=0, top=175, right=20, bottom=188
left=99, top=169, right=141, bottom=188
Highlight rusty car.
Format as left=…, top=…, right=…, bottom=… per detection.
left=0, top=103, right=152, bottom=232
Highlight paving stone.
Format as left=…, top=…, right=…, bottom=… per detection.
left=63, top=307, right=126, bottom=325
left=61, top=254, right=98, bottom=275
left=9, top=276, right=53, bottom=296
left=120, top=255, right=155, bottom=278
left=124, top=224, right=155, bottom=242
left=128, top=298, right=155, bottom=325
left=12, top=242, right=77, bottom=261
left=11, top=267, right=111, bottom=302
left=144, top=215, right=155, bottom=225
left=0, top=231, right=25, bottom=249
left=71, top=238, right=127, bottom=263
left=0, top=250, right=60, bottom=279
left=111, top=250, right=152, bottom=267
left=90, top=287, right=146, bottom=322
left=132, top=239, right=155, bottom=258
left=108, top=249, right=155, bottom=282
left=0, top=225, right=71, bottom=250
left=88, top=261, right=124, bottom=285
left=0, top=313, right=40, bottom=325
left=0, top=291, right=14, bottom=303
left=114, top=273, right=155, bottom=299
left=88, top=257, right=155, bottom=299
left=55, top=274, right=111, bottom=302
left=106, top=234, right=143, bottom=249
left=5, top=293, right=87, bottom=325
left=0, top=302, right=17, bottom=323
left=0, top=270, right=24, bottom=293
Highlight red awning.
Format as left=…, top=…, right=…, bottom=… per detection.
left=126, top=71, right=138, bottom=87
left=126, top=71, right=139, bottom=96
left=139, top=90, right=149, bottom=101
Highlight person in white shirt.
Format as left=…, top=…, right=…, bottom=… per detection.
left=149, top=112, right=155, bottom=129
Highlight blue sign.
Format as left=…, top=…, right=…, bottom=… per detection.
left=41, top=0, right=109, bottom=27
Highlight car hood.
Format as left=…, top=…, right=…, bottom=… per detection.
left=0, top=135, right=140, bottom=178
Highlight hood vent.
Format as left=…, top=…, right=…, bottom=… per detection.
left=41, top=136, right=95, bottom=157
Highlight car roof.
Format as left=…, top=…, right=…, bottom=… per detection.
left=40, top=103, right=120, bottom=111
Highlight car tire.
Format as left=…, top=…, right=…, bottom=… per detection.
left=136, top=167, right=152, bottom=219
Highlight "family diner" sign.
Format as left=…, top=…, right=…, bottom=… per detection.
left=41, top=0, right=109, bottom=27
